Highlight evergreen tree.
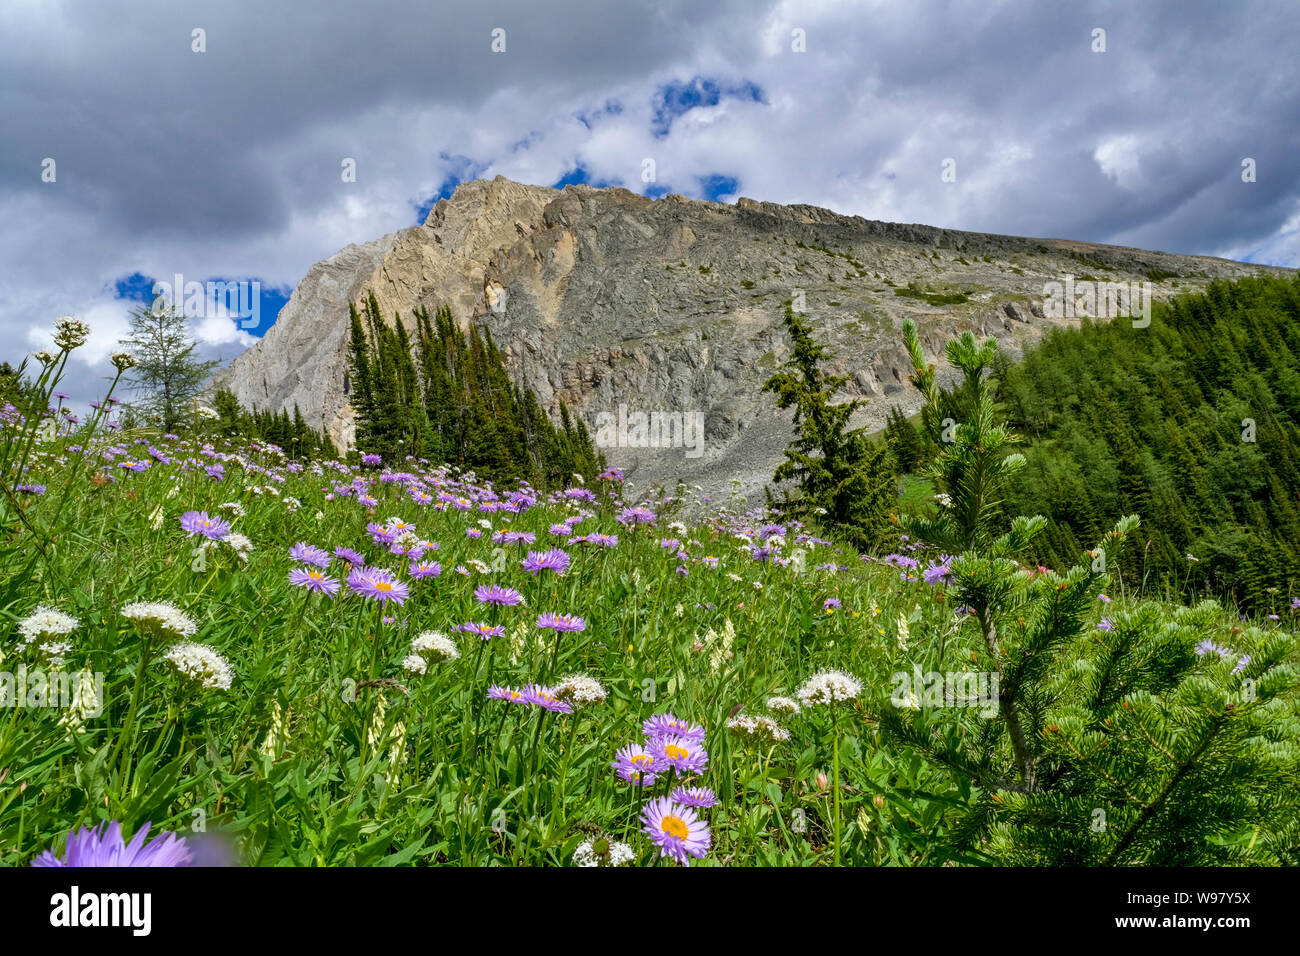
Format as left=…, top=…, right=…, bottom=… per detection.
left=762, top=305, right=896, bottom=551
left=118, top=303, right=219, bottom=432
left=877, top=320, right=1300, bottom=865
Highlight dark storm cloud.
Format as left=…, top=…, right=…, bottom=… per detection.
left=1, top=0, right=1296, bottom=393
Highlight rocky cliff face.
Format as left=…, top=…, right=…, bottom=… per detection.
left=218, top=176, right=1288, bottom=497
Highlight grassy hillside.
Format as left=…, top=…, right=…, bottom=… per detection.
left=3, top=307, right=1297, bottom=866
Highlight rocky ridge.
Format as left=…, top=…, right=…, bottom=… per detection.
left=218, top=176, right=1290, bottom=498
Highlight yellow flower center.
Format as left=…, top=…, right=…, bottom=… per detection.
left=665, top=744, right=688, bottom=761
left=631, top=753, right=652, bottom=766
left=309, top=571, right=323, bottom=581
left=375, top=582, right=392, bottom=592
left=661, top=815, right=689, bottom=840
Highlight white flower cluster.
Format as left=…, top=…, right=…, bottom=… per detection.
left=727, top=713, right=791, bottom=744
left=553, top=672, right=607, bottom=708
left=53, top=315, right=91, bottom=350
left=225, top=533, right=254, bottom=561
left=403, top=630, right=459, bottom=674
left=18, top=605, right=79, bottom=662
left=164, top=641, right=233, bottom=691
left=572, top=836, right=635, bottom=867
left=120, top=601, right=198, bottom=639
left=766, top=695, right=801, bottom=715
left=796, top=669, right=863, bottom=707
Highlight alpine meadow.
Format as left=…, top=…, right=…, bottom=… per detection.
left=3, top=0, right=1299, bottom=899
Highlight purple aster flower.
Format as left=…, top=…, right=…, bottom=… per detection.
left=823, top=598, right=842, bottom=611
left=536, top=611, right=586, bottom=632
left=616, top=506, right=657, bottom=527
left=333, top=546, right=365, bottom=566
left=408, top=560, right=442, bottom=579
left=118, top=460, right=149, bottom=473
left=1097, top=617, right=1115, bottom=632
left=922, top=558, right=954, bottom=586
left=643, top=712, right=706, bottom=743
left=205, top=464, right=225, bottom=480
left=474, top=584, right=524, bottom=607
left=289, top=542, right=331, bottom=568
left=652, top=735, right=709, bottom=775
left=466, top=528, right=483, bottom=539
left=1195, top=639, right=1226, bottom=657
left=457, top=621, right=506, bottom=640
left=346, top=567, right=409, bottom=605
left=671, top=786, right=718, bottom=809
left=361, top=453, right=382, bottom=466
left=1233, top=655, right=1251, bottom=674
left=179, top=511, right=231, bottom=541
left=1099, top=593, right=1111, bottom=604
left=522, top=684, right=573, bottom=713
left=612, top=744, right=660, bottom=786
left=488, top=685, right=528, bottom=704
left=289, top=567, right=340, bottom=595
left=521, top=548, right=571, bottom=576
left=31, top=821, right=194, bottom=867
left=641, top=797, right=711, bottom=866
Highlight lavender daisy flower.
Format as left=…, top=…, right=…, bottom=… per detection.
left=474, top=584, right=524, bottom=607
left=333, top=546, right=365, bottom=566
left=361, top=453, right=382, bottom=466
left=823, top=598, right=842, bottom=611
left=1233, top=655, right=1251, bottom=674
left=179, top=511, right=231, bottom=541
left=488, top=685, right=528, bottom=704
left=346, top=567, right=410, bottom=606
left=289, top=567, right=340, bottom=595
left=1195, top=639, right=1225, bottom=657
left=289, top=542, right=332, bottom=568
left=922, top=559, right=954, bottom=586
left=652, top=735, right=709, bottom=775
left=408, top=560, right=442, bottom=579
left=616, top=506, right=657, bottom=527
left=671, top=786, right=718, bottom=809
left=536, top=612, right=586, bottom=632
left=457, top=621, right=506, bottom=640
left=521, top=548, right=571, bottom=576
left=643, top=712, right=706, bottom=743
left=613, top=744, right=660, bottom=786
left=31, top=821, right=194, bottom=867
left=1097, top=617, right=1115, bottom=632
left=641, top=797, right=711, bottom=866
left=522, top=684, right=573, bottom=713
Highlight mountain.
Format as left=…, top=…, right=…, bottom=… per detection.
left=217, top=176, right=1290, bottom=496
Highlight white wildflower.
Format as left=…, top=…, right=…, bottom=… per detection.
left=727, top=714, right=790, bottom=744
left=572, top=836, right=635, bottom=867
left=17, top=605, right=79, bottom=653
left=553, top=673, right=607, bottom=708
left=120, top=601, right=198, bottom=639
left=53, top=316, right=91, bottom=350
left=796, top=669, right=863, bottom=706
left=163, top=642, right=233, bottom=691
left=766, top=695, right=801, bottom=715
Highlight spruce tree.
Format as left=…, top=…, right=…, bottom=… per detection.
left=763, top=305, right=896, bottom=551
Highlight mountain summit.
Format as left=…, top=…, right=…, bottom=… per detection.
left=219, top=176, right=1285, bottom=495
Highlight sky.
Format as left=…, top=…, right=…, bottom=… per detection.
left=2, top=0, right=1298, bottom=406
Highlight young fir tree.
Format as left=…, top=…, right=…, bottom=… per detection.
left=762, top=305, right=896, bottom=551
left=118, top=303, right=219, bottom=432
left=348, top=295, right=602, bottom=486
left=875, top=319, right=1300, bottom=865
